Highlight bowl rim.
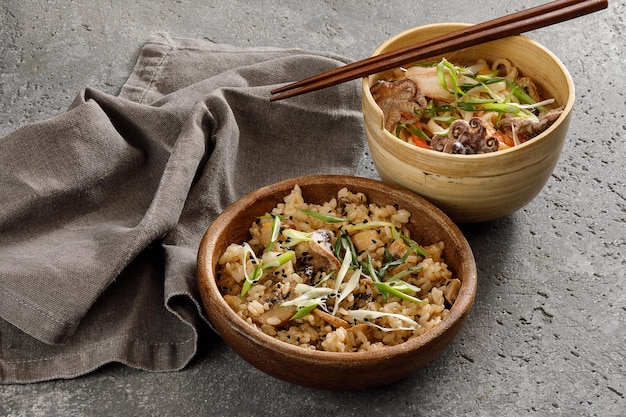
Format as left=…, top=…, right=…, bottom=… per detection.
left=362, top=22, right=575, bottom=160
left=197, top=174, right=477, bottom=362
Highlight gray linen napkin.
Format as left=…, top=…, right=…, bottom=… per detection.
left=0, top=32, right=366, bottom=383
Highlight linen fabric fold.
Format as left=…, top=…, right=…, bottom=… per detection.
left=0, top=32, right=366, bottom=383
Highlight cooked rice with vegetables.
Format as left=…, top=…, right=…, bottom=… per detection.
left=217, top=186, right=461, bottom=352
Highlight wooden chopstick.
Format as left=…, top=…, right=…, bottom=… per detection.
left=269, top=0, right=607, bottom=101
left=270, top=0, right=585, bottom=97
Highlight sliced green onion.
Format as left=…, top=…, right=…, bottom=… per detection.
left=341, top=309, right=420, bottom=331
left=474, top=70, right=501, bottom=82
left=378, top=248, right=412, bottom=278
left=280, top=283, right=335, bottom=320
left=240, top=243, right=295, bottom=296
left=391, top=226, right=429, bottom=257
left=409, top=61, right=438, bottom=68
left=361, top=253, right=379, bottom=283
left=241, top=243, right=262, bottom=296
left=386, top=265, right=423, bottom=281
left=373, top=281, right=427, bottom=304
left=339, top=231, right=359, bottom=267
left=297, top=208, right=347, bottom=223
left=332, top=267, right=362, bottom=316
left=333, top=232, right=343, bottom=261
left=377, top=260, right=424, bottom=303
left=385, top=278, right=421, bottom=294
left=431, top=103, right=457, bottom=114
left=503, top=79, right=539, bottom=106
left=289, top=283, right=335, bottom=300
left=421, top=102, right=457, bottom=118
left=290, top=303, right=319, bottom=320
left=331, top=240, right=356, bottom=315
left=240, top=263, right=261, bottom=297
left=376, top=263, right=425, bottom=304
left=437, top=58, right=464, bottom=98
left=395, top=123, right=431, bottom=142
left=261, top=250, right=295, bottom=270
left=281, top=229, right=313, bottom=248
left=343, top=221, right=394, bottom=233
left=436, top=58, right=449, bottom=92
left=430, top=115, right=457, bottom=124
left=265, top=214, right=282, bottom=253
left=458, top=100, right=521, bottom=114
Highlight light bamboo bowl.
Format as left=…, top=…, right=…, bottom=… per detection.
left=197, top=175, right=477, bottom=390
left=362, top=23, right=575, bottom=223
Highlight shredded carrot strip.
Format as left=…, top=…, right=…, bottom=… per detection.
left=410, top=134, right=429, bottom=149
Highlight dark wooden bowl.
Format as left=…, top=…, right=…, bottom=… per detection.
left=197, top=175, right=477, bottom=390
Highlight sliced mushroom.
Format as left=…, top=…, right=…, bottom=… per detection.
left=313, top=308, right=350, bottom=329
left=443, top=278, right=462, bottom=305
left=346, top=323, right=373, bottom=339
left=305, top=230, right=342, bottom=270
left=251, top=303, right=296, bottom=327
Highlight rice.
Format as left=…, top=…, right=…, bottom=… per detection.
left=217, top=186, right=462, bottom=352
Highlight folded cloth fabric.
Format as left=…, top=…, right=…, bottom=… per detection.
left=0, top=32, right=366, bottom=383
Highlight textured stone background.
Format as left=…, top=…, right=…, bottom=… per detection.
left=1, top=1, right=624, bottom=416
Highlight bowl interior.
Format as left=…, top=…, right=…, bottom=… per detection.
left=197, top=175, right=477, bottom=389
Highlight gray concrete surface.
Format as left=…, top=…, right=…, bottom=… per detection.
left=1, top=0, right=624, bottom=416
